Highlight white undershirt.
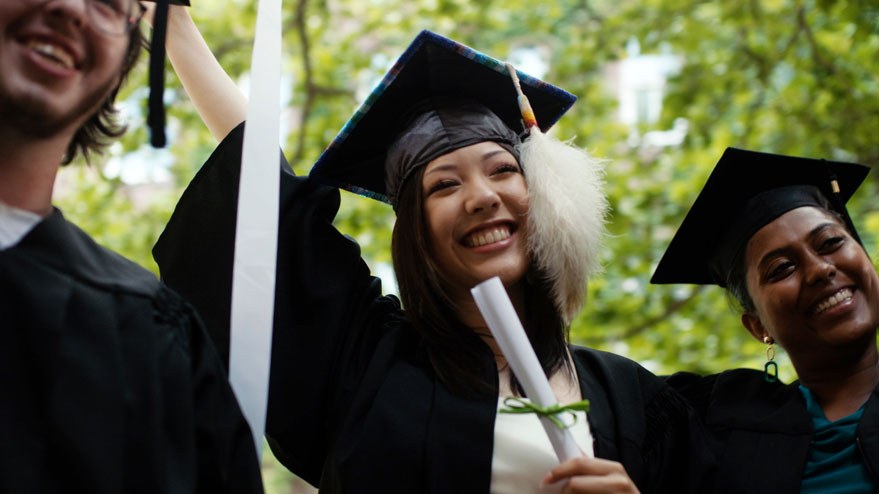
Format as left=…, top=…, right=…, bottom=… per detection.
left=491, top=397, right=594, bottom=493
left=0, top=201, right=42, bottom=250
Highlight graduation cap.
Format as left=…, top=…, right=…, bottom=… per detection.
left=308, top=30, right=576, bottom=206
left=651, top=147, right=871, bottom=287
left=142, top=0, right=190, bottom=148
left=309, top=30, right=611, bottom=324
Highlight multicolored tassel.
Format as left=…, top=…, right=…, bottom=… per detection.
left=505, top=63, right=608, bottom=324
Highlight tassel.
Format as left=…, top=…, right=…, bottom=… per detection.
left=824, top=164, right=863, bottom=244
left=520, top=127, right=608, bottom=323
left=506, top=64, right=608, bottom=324
left=147, top=0, right=170, bottom=148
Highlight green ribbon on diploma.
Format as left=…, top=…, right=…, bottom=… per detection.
left=499, top=397, right=591, bottom=430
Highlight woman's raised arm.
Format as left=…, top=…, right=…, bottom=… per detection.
left=142, top=4, right=248, bottom=141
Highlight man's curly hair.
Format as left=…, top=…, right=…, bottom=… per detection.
left=62, top=25, right=145, bottom=165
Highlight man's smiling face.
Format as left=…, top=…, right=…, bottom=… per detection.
left=0, top=0, right=130, bottom=140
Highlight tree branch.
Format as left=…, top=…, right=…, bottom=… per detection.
left=797, top=6, right=836, bottom=75
left=291, top=0, right=312, bottom=163
left=582, top=285, right=707, bottom=344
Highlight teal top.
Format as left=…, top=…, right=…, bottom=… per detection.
left=799, top=385, right=876, bottom=493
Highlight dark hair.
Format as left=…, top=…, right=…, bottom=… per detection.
left=725, top=205, right=853, bottom=314
left=391, top=165, right=571, bottom=397
left=725, top=246, right=756, bottom=313
left=62, top=25, right=145, bottom=165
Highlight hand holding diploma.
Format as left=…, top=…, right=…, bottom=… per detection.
left=472, top=277, right=641, bottom=493
left=471, top=276, right=586, bottom=461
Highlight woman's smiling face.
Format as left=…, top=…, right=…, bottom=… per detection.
left=742, top=207, right=879, bottom=369
left=421, top=141, right=530, bottom=301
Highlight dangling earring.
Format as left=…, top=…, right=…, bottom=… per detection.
left=763, top=336, right=778, bottom=383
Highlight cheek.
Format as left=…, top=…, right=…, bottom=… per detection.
left=843, top=247, right=879, bottom=303
left=97, top=35, right=131, bottom=79
left=861, top=263, right=879, bottom=308
left=745, top=272, right=783, bottom=323
left=504, top=179, right=529, bottom=212
left=744, top=270, right=761, bottom=307
left=424, top=202, right=453, bottom=247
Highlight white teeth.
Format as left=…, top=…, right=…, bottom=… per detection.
left=813, top=288, right=853, bottom=314
left=27, top=40, right=75, bottom=69
left=466, top=226, right=511, bottom=247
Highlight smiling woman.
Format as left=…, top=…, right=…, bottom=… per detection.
left=420, top=142, right=531, bottom=327
left=153, top=8, right=711, bottom=493
left=742, top=207, right=879, bottom=370
left=653, top=147, right=879, bottom=493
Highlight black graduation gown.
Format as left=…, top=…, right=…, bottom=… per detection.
left=667, top=368, right=879, bottom=493
left=0, top=209, right=263, bottom=494
left=154, top=123, right=710, bottom=493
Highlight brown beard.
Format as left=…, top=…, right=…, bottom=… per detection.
left=0, top=73, right=119, bottom=142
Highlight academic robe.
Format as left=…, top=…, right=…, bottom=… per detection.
left=667, top=368, right=879, bottom=493
left=0, top=209, right=263, bottom=493
left=154, top=123, right=710, bottom=493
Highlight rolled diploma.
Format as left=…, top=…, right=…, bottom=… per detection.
left=471, top=276, right=583, bottom=462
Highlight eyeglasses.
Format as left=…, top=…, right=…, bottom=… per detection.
left=83, top=0, right=145, bottom=36
left=32, top=0, right=145, bottom=37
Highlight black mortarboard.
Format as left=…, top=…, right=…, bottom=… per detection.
left=142, top=0, right=190, bottom=148
left=651, top=147, right=871, bottom=286
left=308, top=30, right=576, bottom=206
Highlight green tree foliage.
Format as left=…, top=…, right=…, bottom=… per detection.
left=575, top=0, right=879, bottom=380
left=56, top=1, right=878, bottom=489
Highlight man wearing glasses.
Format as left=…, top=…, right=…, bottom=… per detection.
left=0, top=1, right=263, bottom=492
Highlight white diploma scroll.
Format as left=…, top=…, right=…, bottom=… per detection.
left=228, top=0, right=282, bottom=458
left=471, top=276, right=583, bottom=462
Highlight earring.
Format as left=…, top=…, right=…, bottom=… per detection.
left=763, top=335, right=778, bottom=383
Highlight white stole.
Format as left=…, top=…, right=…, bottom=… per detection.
left=228, top=0, right=282, bottom=458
